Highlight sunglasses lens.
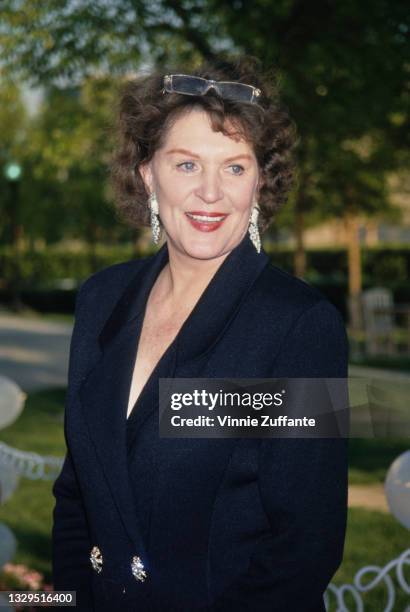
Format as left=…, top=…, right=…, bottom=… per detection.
left=218, top=83, right=254, bottom=102
left=171, top=76, right=207, bottom=95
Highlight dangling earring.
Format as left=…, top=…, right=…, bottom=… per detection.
left=148, top=192, right=161, bottom=244
left=248, top=202, right=261, bottom=253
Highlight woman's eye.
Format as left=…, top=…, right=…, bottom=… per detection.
left=177, top=161, right=196, bottom=171
left=229, top=164, right=245, bottom=175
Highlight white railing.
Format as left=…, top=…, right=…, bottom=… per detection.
left=325, top=548, right=410, bottom=611
left=0, top=442, right=63, bottom=481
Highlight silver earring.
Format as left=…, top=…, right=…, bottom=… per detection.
left=148, top=192, right=161, bottom=244
left=248, top=203, right=261, bottom=253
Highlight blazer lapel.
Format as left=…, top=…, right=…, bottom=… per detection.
left=78, top=233, right=270, bottom=551
left=173, top=233, right=270, bottom=366
left=78, top=243, right=170, bottom=551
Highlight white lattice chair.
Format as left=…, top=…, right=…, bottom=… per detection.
left=325, top=548, right=410, bottom=611
left=362, top=287, right=396, bottom=356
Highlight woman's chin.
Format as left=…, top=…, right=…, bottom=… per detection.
left=178, top=234, right=233, bottom=261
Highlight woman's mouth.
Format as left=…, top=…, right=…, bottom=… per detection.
left=185, top=211, right=229, bottom=232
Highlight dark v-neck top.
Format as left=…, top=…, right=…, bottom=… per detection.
left=121, top=233, right=270, bottom=554
left=125, top=296, right=179, bottom=553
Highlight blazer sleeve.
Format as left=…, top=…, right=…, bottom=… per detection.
left=51, top=282, right=94, bottom=610
left=212, top=300, right=349, bottom=612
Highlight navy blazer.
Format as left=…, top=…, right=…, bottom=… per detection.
left=52, top=233, right=349, bottom=612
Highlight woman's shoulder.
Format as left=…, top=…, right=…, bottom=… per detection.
left=72, top=255, right=154, bottom=328
left=258, top=262, right=328, bottom=305
left=255, top=263, right=348, bottom=375
left=255, top=261, right=344, bottom=326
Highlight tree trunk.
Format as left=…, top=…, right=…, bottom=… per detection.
left=344, top=211, right=363, bottom=332
left=8, top=180, right=24, bottom=311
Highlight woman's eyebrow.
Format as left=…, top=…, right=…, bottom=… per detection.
left=165, top=148, right=253, bottom=162
left=224, top=154, right=253, bottom=163
left=166, top=148, right=200, bottom=158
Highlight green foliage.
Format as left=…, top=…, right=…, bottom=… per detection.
left=0, top=1, right=408, bottom=264
left=363, top=250, right=408, bottom=284
left=0, top=245, right=408, bottom=288
left=0, top=79, right=27, bottom=150
left=0, top=1, right=215, bottom=86
left=0, top=244, right=136, bottom=286
left=204, top=0, right=409, bottom=226
left=22, top=76, right=122, bottom=241
left=0, top=74, right=134, bottom=246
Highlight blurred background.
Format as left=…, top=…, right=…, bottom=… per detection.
left=0, top=1, right=409, bottom=610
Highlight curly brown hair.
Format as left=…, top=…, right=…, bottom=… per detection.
left=109, top=55, right=298, bottom=234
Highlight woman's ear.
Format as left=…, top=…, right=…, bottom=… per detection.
left=138, top=161, right=153, bottom=194
left=257, top=174, right=265, bottom=192
left=256, top=176, right=265, bottom=201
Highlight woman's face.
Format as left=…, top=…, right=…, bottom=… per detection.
left=139, top=108, right=262, bottom=260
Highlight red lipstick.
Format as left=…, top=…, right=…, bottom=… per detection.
left=185, top=211, right=229, bottom=233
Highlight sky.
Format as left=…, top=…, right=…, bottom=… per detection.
left=21, top=85, right=44, bottom=117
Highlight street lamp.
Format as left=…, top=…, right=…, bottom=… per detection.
left=3, top=160, right=23, bottom=310
left=3, top=162, right=22, bottom=182
left=3, top=160, right=23, bottom=245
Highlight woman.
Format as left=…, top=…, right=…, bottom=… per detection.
left=52, top=56, right=349, bottom=611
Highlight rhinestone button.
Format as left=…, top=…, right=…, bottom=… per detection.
left=131, top=555, right=147, bottom=582
left=90, top=545, right=103, bottom=573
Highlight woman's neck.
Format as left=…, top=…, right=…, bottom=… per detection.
left=151, top=242, right=230, bottom=311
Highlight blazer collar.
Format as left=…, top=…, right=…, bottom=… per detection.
left=98, top=240, right=169, bottom=349
left=98, top=232, right=270, bottom=367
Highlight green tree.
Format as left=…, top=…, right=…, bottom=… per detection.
left=1, top=0, right=408, bottom=309
left=0, top=0, right=219, bottom=86
left=0, top=78, right=27, bottom=243
left=23, top=76, right=125, bottom=252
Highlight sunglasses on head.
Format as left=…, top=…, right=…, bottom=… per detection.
left=162, top=74, right=262, bottom=104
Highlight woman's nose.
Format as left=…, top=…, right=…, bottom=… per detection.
left=195, top=169, right=224, bottom=204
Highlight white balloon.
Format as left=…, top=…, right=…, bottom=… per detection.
left=385, top=450, right=410, bottom=530
left=0, top=467, right=20, bottom=505
left=0, top=376, right=26, bottom=430
left=0, top=593, right=15, bottom=611
left=0, top=523, right=17, bottom=568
